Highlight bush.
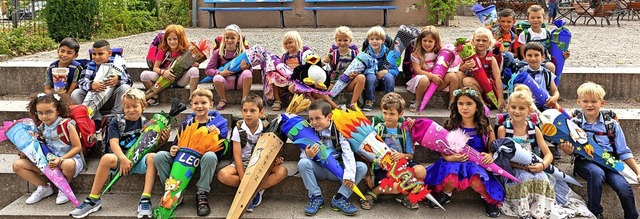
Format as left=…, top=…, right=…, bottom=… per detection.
left=95, top=0, right=160, bottom=39
left=44, top=0, right=99, bottom=41
left=414, top=0, right=475, bottom=26
left=0, top=27, right=57, bottom=57
left=158, top=0, right=190, bottom=27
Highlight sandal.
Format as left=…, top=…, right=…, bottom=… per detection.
left=396, top=195, right=419, bottom=209
left=360, top=190, right=377, bottom=210
left=409, top=102, right=419, bottom=113
left=147, top=96, right=159, bottom=106
left=272, top=101, right=282, bottom=111
left=216, top=100, right=227, bottom=110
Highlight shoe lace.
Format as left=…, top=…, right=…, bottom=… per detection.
left=139, top=199, right=151, bottom=210
left=77, top=199, right=93, bottom=209
left=197, top=193, right=208, bottom=205
left=308, top=196, right=322, bottom=208
left=334, top=197, right=352, bottom=209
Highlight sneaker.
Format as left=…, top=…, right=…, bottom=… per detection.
left=196, top=191, right=211, bottom=216
left=252, top=190, right=264, bottom=207
left=484, top=200, right=501, bottom=218
left=246, top=201, right=254, bottom=213
left=304, top=195, right=325, bottom=216
left=362, top=100, right=374, bottom=112
left=69, top=198, right=102, bottom=218
left=330, top=195, right=357, bottom=216
left=137, top=198, right=152, bottom=218
left=55, top=190, right=70, bottom=205
left=425, top=192, right=451, bottom=209
left=25, top=184, right=54, bottom=204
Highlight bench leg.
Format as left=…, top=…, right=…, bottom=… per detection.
left=209, top=12, right=213, bottom=29
left=313, top=10, right=318, bottom=28
left=280, top=10, right=285, bottom=28
left=383, top=9, right=388, bottom=27
left=213, top=11, right=218, bottom=28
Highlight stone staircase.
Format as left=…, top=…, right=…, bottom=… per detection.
left=0, top=62, right=639, bottom=218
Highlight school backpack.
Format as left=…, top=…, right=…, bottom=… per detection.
left=401, top=43, right=415, bottom=83
left=97, top=114, right=146, bottom=155
left=55, top=105, right=96, bottom=155
left=571, top=109, right=619, bottom=159
left=371, top=115, right=409, bottom=153
left=146, top=32, right=165, bottom=69
left=503, top=119, right=540, bottom=156
left=328, top=43, right=359, bottom=74
left=231, top=114, right=269, bottom=150
left=493, top=112, right=538, bottom=138
left=513, top=21, right=547, bottom=37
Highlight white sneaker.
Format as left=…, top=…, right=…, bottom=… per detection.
left=25, top=184, right=54, bottom=204
left=56, top=191, right=70, bottom=204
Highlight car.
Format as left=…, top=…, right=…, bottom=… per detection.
left=7, top=1, right=45, bottom=20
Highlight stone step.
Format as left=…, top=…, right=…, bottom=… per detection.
left=2, top=61, right=640, bottom=101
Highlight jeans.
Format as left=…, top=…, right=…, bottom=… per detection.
left=298, top=158, right=367, bottom=198
left=364, top=72, right=395, bottom=102
left=154, top=151, right=219, bottom=193
left=574, top=157, right=638, bottom=219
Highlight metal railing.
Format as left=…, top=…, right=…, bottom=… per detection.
left=0, top=0, right=47, bottom=34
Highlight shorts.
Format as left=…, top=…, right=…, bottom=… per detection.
left=63, top=157, right=84, bottom=178
left=229, top=160, right=249, bottom=169
left=109, top=153, right=149, bottom=175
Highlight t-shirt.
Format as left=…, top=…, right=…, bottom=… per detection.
left=327, top=49, right=356, bottom=83
left=154, top=49, right=182, bottom=69
left=410, top=52, right=437, bottom=73
left=106, top=116, right=145, bottom=152
left=382, top=127, right=414, bottom=155
left=517, top=28, right=549, bottom=45
left=230, top=119, right=264, bottom=162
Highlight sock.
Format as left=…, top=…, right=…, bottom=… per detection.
left=89, top=194, right=100, bottom=201
left=335, top=193, right=346, bottom=200
left=141, top=193, right=151, bottom=199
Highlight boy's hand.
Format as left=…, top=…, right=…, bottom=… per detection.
left=527, top=163, right=545, bottom=173
left=343, top=179, right=355, bottom=189
left=364, top=172, right=374, bottom=188
left=159, top=129, right=170, bottom=144
left=119, top=156, right=132, bottom=175
left=91, top=81, right=106, bottom=92
left=207, top=125, right=219, bottom=134
left=563, top=51, right=571, bottom=59
left=105, top=75, right=118, bottom=87
left=545, top=95, right=559, bottom=108
left=560, top=141, right=574, bottom=155
left=274, top=156, right=284, bottom=166
left=480, top=152, right=494, bottom=164
left=376, top=70, right=387, bottom=80
left=162, top=69, right=175, bottom=81
left=305, top=144, right=319, bottom=158
left=390, top=152, right=403, bottom=162
left=169, top=145, right=179, bottom=157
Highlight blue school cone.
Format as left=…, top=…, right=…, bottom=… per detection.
left=550, top=20, right=571, bottom=86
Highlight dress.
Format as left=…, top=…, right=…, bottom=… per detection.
left=405, top=52, right=436, bottom=94
left=424, top=127, right=505, bottom=205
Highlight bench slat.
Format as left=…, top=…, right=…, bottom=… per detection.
left=305, top=0, right=392, bottom=2
left=204, top=0, right=292, bottom=3
left=305, top=6, right=396, bottom=10
left=199, top=7, right=293, bottom=11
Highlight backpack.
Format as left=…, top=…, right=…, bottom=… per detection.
left=504, top=120, right=540, bottom=156
left=146, top=32, right=165, bottom=69
left=98, top=114, right=146, bottom=155
left=494, top=112, right=539, bottom=138
left=328, top=44, right=359, bottom=77
left=371, top=115, right=408, bottom=153
left=56, top=105, right=97, bottom=155
left=522, top=28, right=552, bottom=58
left=401, top=43, right=415, bottom=83
left=571, top=109, right=619, bottom=159
left=514, top=21, right=547, bottom=37
left=231, top=114, right=269, bottom=151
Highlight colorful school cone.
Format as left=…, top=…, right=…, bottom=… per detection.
left=411, top=118, right=521, bottom=183
left=145, top=41, right=208, bottom=99
left=331, top=107, right=432, bottom=205
left=199, top=44, right=266, bottom=83
left=418, top=45, right=458, bottom=113
left=510, top=72, right=571, bottom=118
left=550, top=20, right=571, bottom=86
left=539, top=109, right=624, bottom=172
left=51, top=68, right=69, bottom=93
left=101, top=99, right=187, bottom=195
left=388, top=25, right=420, bottom=69
left=472, top=4, right=501, bottom=39
left=181, top=110, right=230, bottom=159
left=0, top=121, right=11, bottom=142
left=146, top=32, right=164, bottom=69
left=154, top=121, right=227, bottom=219
left=83, top=56, right=126, bottom=117
left=328, top=52, right=378, bottom=97
left=491, top=138, right=581, bottom=186
left=1, top=118, right=80, bottom=206
left=454, top=38, right=499, bottom=108
left=280, top=114, right=365, bottom=200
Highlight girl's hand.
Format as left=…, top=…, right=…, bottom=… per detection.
left=498, top=98, right=505, bottom=112
left=427, top=73, right=443, bottom=85
left=192, top=62, right=200, bottom=68
left=560, top=142, right=574, bottom=155
left=444, top=153, right=468, bottom=162
left=480, top=152, right=494, bottom=164
left=240, top=60, right=250, bottom=71
left=18, top=152, right=27, bottom=159
left=169, top=145, right=179, bottom=157
left=463, top=60, right=476, bottom=70
left=274, top=156, right=284, bottom=166
left=563, top=51, right=571, bottom=59
left=527, top=163, right=545, bottom=173
left=162, top=69, right=175, bottom=81
left=545, top=96, right=559, bottom=108
left=48, top=158, right=62, bottom=169
left=119, top=156, right=133, bottom=176
left=349, top=72, right=358, bottom=79
left=220, top=69, right=232, bottom=77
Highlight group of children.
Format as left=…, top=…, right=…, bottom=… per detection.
left=13, top=3, right=638, bottom=219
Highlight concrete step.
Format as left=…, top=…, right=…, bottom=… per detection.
left=2, top=61, right=640, bottom=101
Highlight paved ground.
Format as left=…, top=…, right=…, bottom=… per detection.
left=8, top=16, right=640, bottom=67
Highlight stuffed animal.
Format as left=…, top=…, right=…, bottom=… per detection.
left=291, top=54, right=330, bottom=92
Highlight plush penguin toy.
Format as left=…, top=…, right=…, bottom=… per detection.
left=291, top=53, right=330, bottom=93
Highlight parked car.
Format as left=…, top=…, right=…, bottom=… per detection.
left=8, top=1, right=45, bottom=20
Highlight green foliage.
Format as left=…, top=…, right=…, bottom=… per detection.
left=44, top=0, right=99, bottom=41
left=158, top=0, right=190, bottom=27
left=95, top=0, right=160, bottom=39
left=0, top=26, right=57, bottom=57
left=414, top=0, right=475, bottom=26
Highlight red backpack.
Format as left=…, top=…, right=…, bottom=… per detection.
left=57, top=105, right=97, bottom=155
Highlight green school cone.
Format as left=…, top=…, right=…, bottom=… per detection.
left=153, top=148, right=202, bottom=219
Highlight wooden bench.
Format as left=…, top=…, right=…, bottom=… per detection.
left=573, top=1, right=624, bottom=26
left=304, top=0, right=397, bottom=27
left=199, top=0, right=293, bottom=28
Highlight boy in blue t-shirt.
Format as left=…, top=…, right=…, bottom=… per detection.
left=362, top=26, right=398, bottom=112
left=518, top=42, right=560, bottom=111
left=44, top=37, right=83, bottom=95
left=362, top=92, right=427, bottom=210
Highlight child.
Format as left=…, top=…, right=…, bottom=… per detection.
left=458, top=28, right=505, bottom=111
left=406, top=26, right=459, bottom=112
left=424, top=87, right=502, bottom=218
left=548, top=0, right=558, bottom=24
left=497, top=9, right=517, bottom=67
left=322, top=26, right=365, bottom=110
left=205, top=24, right=252, bottom=110
left=277, top=31, right=310, bottom=111
left=362, top=26, right=398, bottom=111
left=561, top=82, right=640, bottom=219
left=140, top=24, right=200, bottom=106
left=496, top=85, right=556, bottom=218
left=362, top=92, right=426, bottom=209
left=519, top=42, right=560, bottom=111
left=298, top=99, right=367, bottom=216
left=517, top=5, right=570, bottom=73
left=13, top=93, right=84, bottom=205
left=70, top=40, right=132, bottom=119
left=44, top=38, right=83, bottom=96
left=153, top=88, right=219, bottom=216
left=69, top=88, right=169, bottom=218
left=216, top=94, right=287, bottom=213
